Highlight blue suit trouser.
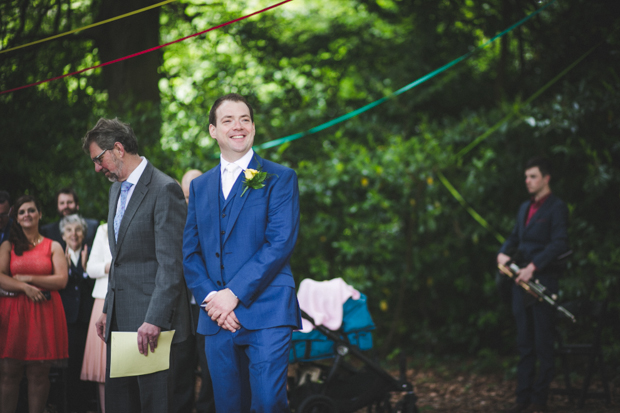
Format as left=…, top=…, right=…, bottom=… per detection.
left=204, top=325, right=293, bottom=413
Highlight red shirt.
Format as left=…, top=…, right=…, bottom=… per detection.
left=525, top=193, right=551, bottom=226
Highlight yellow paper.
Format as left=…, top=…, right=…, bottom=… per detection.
left=109, top=330, right=175, bottom=378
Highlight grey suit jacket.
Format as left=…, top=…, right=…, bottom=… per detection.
left=103, top=161, right=191, bottom=344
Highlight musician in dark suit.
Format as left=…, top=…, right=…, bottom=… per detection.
left=59, top=214, right=95, bottom=413
left=498, top=157, right=569, bottom=413
left=82, top=118, right=192, bottom=413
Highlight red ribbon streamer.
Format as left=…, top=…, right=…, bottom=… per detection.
left=0, top=0, right=293, bottom=96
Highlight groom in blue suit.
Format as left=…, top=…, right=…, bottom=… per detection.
left=183, top=93, right=301, bottom=412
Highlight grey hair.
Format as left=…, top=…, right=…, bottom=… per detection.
left=59, top=214, right=88, bottom=235
left=82, top=117, right=139, bottom=155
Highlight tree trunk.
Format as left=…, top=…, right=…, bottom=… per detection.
left=94, top=0, right=162, bottom=148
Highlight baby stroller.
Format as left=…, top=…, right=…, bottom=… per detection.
left=288, top=279, right=418, bottom=413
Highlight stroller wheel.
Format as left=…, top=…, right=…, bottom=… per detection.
left=297, top=394, right=338, bottom=413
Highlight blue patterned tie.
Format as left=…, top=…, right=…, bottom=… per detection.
left=114, top=181, right=133, bottom=241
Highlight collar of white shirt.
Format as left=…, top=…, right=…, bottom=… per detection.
left=220, top=149, right=254, bottom=177
left=125, top=156, right=148, bottom=186
left=67, top=247, right=81, bottom=267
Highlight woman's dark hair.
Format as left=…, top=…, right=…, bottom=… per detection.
left=9, top=195, right=42, bottom=256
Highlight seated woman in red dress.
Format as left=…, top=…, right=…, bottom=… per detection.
left=0, top=195, right=69, bottom=413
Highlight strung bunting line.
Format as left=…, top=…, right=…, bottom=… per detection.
left=438, top=43, right=599, bottom=243
left=454, top=42, right=601, bottom=160
left=436, top=170, right=505, bottom=244
left=0, top=0, right=177, bottom=55
left=254, top=0, right=557, bottom=150
left=0, top=0, right=293, bottom=95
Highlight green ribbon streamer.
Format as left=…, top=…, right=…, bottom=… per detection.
left=255, top=0, right=557, bottom=151
left=439, top=43, right=601, bottom=243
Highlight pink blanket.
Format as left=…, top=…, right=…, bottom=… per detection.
left=297, top=278, right=361, bottom=333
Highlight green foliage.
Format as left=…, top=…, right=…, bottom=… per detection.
left=1, top=0, right=619, bottom=369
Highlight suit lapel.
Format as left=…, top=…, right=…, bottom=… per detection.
left=115, top=163, right=153, bottom=251
left=206, top=167, right=221, bottom=246
left=222, top=155, right=258, bottom=245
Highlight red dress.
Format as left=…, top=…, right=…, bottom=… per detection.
left=0, top=238, right=69, bottom=361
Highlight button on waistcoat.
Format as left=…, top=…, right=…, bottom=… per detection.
left=217, top=179, right=238, bottom=286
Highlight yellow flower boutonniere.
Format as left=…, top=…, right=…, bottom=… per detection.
left=241, top=157, right=276, bottom=197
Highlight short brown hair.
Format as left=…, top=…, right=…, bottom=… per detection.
left=55, top=187, right=79, bottom=207
left=208, top=93, right=254, bottom=126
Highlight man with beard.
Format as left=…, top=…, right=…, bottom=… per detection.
left=83, top=117, right=191, bottom=413
left=41, top=188, right=99, bottom=250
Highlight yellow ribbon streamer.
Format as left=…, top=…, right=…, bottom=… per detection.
left=436, top=170, right=506, bottom=244
left=0, top=0, right=177, bottom=55
left=440, top=43, right=601, bottom=243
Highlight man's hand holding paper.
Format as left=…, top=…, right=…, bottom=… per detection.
left=137, top=322, right=161, bottom=355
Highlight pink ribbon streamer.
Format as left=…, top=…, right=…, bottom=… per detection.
left=0, top=0, right=293, bottom=96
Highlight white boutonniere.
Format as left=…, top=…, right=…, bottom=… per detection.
left=241, top=157, right=276, bottom=197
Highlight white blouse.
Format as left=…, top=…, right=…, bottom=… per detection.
left=85, top=223, right=111, bottom=299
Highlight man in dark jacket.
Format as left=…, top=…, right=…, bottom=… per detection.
left=498, top=157, right=569, bottom=413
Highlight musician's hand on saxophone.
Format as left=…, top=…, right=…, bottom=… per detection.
left=497, top=252, right=511, bottom=267
left=515, top=262, right=536, bottom=284
left=497, top=261, right=576, bottom=322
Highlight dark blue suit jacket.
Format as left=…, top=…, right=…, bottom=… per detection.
left=499, top=193, right=569, bottom=273
left=59, top=257, right=95, bottom=324
left=183, top=154, right=302, bottom=335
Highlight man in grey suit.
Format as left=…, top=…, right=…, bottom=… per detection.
left=82, top=118, right=192, bottom=413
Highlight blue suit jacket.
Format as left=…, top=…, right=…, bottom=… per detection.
left=499, top=193, right=569, bottom=273
left=183, top=154, right=302, bottom=335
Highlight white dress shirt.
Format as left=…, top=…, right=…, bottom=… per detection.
left=115, top=156, right=148, bottom=213
left=220, top=149, right=254, bottom=194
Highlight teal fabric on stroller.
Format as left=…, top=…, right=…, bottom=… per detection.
left=287, top=291, right=418, bottom=412
left=289, top=293, right=375, bottom=363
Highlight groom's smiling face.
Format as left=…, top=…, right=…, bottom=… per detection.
left=209, top=100, right=256, bottom=162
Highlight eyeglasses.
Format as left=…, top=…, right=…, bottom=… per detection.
left=92, top=148, right=108, bottom=165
